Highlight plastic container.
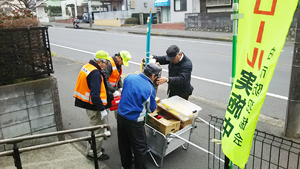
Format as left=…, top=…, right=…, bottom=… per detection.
left=160, top=96, right=202, bottom=120
left=109, top=95, right=121, bottom=111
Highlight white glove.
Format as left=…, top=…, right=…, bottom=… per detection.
left=149, top=58, right=156, bottom=64
left=113, top=91, right=121, bottom=97
left=118, top=88, right=123, bottom=93
left=100, top=110, right=108, bottom=120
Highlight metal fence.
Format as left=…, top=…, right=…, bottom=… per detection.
left=208, top=116, right=300, bottom=169
left=0, top=27, right=53, bottom=82
left=94, top=11, right=132, bottom=20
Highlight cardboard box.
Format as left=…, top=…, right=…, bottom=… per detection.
left=147, top=106, right=180, bottom=135
left=155, top=97, right=160, bottom=104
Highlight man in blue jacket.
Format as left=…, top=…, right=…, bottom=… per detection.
left=117, top=63, right=162, bottom=169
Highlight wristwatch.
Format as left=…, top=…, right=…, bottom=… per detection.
left=166, top=77, right=169, bottom=83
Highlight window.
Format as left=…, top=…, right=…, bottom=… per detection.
left=207, top=0, right=231, bottom=7
left=174, top=0, right=186, bottom=11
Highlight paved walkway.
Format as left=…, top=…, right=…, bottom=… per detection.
left=40, top=22, right=233, bottom=42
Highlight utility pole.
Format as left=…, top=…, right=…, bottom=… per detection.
left=88, top=0, right=92, bottom=28
left=284, top=4, right=300, bottom=138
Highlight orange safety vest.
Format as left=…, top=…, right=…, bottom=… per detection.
left=108, top=57, right=122, bottom=87
left=74, top=63, right=107, bottom=105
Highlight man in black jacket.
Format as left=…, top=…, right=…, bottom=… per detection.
left=153, top=45, right=193, bottom=100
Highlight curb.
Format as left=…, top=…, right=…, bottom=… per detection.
left=65, top=26, right=107, bottom=31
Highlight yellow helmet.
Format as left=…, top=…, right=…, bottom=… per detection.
left=119, top=51, right=131, bottom=67
left=94, top=50, right=109, bottom=61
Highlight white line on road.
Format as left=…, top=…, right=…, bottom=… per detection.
left=50, top=43, right=288, bottom=101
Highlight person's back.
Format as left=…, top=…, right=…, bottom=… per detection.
left=118, top=73, right=156, bottom=122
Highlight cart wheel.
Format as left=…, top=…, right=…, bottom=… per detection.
left=182, top=142, right=189, bottom=150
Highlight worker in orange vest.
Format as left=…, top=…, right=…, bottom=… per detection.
left=74, top=50, right=112, bottom=161
left=103, top=50, right=131, bottom=119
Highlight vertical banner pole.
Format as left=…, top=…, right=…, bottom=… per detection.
left=145, top=8, right=152, bottom=65
left=225, top=1, right=238, bottom=169
left=145, top=9, right=152, bottom=123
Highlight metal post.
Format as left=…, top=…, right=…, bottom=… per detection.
left=145, top=9, right=152, bottom=123
left=145, top=8, right=152, bottom=65
left=91, top=131, right=99, bottom=169
left=88, top=0, right=92, bottom=28
left=284, top=3, right=300, bottom=138
left=225, top=0, right=238, bottom=168
left=13, top=143, right=22, bottom=169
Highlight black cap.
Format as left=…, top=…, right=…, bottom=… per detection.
left=144, top=63, right=162, bottom=77
left=166, top=45, right=180, bottom=61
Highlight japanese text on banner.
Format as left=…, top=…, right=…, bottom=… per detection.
left=222, top=0, right=298, bottom=168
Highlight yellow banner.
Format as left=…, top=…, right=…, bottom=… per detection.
left=222, top=0, right=298, bottom=168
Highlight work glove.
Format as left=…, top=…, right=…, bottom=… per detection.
left=149, top=58, right=156, bottom=64
left=100, top=110, right=108, bottom=120
left=113, top=91, right=121, bottom=97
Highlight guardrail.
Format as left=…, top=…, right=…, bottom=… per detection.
left=0, top=124, right=110, bottom=169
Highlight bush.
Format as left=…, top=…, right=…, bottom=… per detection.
left=125, top=17, right=139, bottom=25
left=0, top=9, right=39, bottom=28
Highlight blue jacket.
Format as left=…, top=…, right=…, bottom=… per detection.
left=118, top=73, right=157, bottom=122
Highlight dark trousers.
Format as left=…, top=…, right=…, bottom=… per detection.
left=168, top=90, right=190, bottom=100
left=117, top=114, right=147, bottom=169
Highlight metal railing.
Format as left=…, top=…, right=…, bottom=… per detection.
left=0, top=124, right=110, bottom=169
left=207, top=115, right=300, bottom=169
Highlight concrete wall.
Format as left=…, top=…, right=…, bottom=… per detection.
left=0, top=76, right=63, bottom=151
left=94, top=19, right=122, bottom=27
left=129, top=0, right=157, bottom=13
left=185, top=12, right=232, bottom=32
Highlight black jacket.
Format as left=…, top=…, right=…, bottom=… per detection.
left=154, top=53, right=193, bottom=97
left=75, top=60, right=113, bottom=111
left=102, top=56, right=123, bottom=93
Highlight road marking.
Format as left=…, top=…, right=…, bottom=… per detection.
left=50, top=43, right=288, bottom=101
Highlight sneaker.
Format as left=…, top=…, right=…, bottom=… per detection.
left=98, top=153, right=109, bottom=161
left=87, top=153, right=109, bottom=161
left=104, top=130, right=111, bottom=137
left=101, top=148, right=105, bottom=152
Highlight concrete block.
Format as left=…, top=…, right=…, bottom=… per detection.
left=2, top=122, right=31, bottom=139
left=0, top=83, right=24, bottom=100
left=32, top=127, right=58, bottom=145
left=26, top=91, right=52, bottom=108
left=0, top=109, right=29, bottom=127
left=0, top=96, right=27, bottom=115
left=28, top=103, right=54, bottom=120
left=30, top=115, right=55, bottom=132
left=23, top=78, right=51, bottom=95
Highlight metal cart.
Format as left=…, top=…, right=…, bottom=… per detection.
left=145, top=119, right=197, bottom=168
